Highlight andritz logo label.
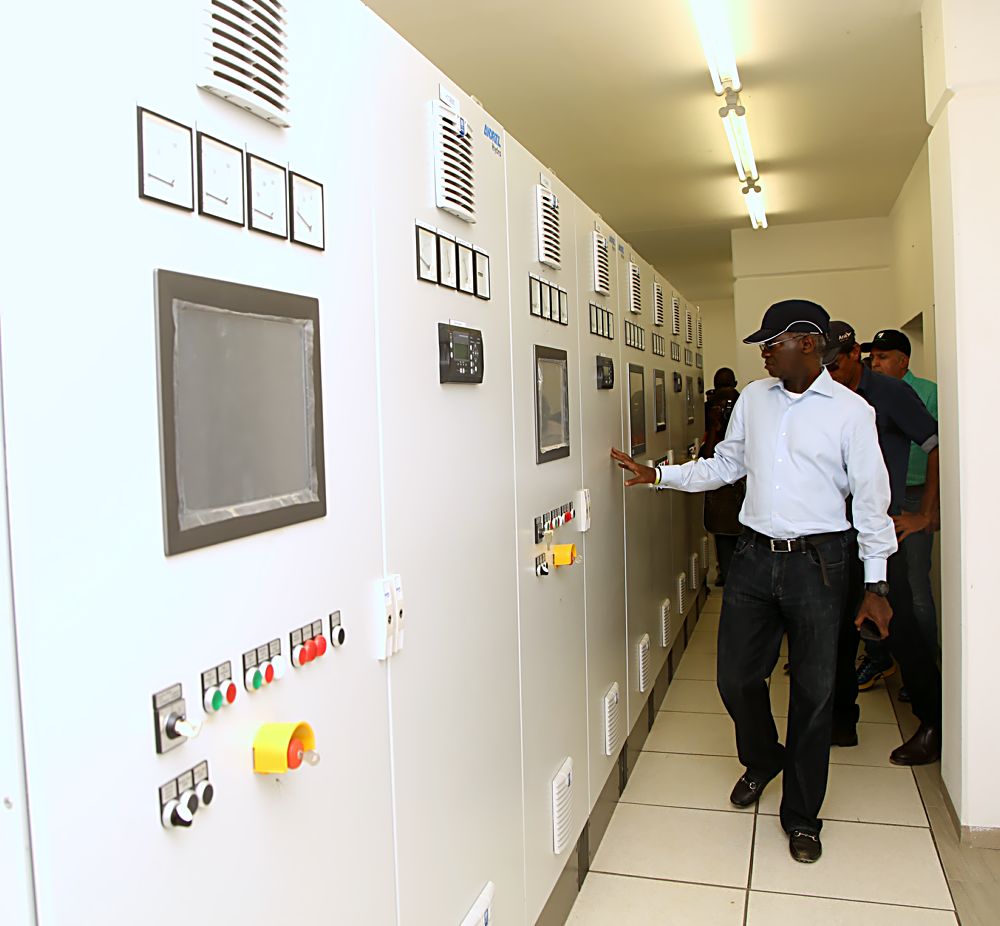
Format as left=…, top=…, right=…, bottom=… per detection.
left=483, top=123, right=503, bottom=157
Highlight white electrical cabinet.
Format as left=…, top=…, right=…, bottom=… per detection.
left=573, top=208, right=628, bottom=807
left=2, top=1, right=710, bottom=923
left=365, top=12, right=527, bottom=926
left=619, top=248, right=672, bottom=730
left=505, top=138, right=590, bottom=924
left=1, top=1, right=397, bottom=923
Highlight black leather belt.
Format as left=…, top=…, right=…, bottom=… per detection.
left=746, top=528, right=846, bottom=553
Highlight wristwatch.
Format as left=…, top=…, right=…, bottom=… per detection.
left=864, top=581, right=890, bottom=598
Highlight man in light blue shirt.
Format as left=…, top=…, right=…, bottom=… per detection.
left=611, top=299, right=895, bottom=864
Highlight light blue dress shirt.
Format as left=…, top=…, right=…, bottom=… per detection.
left=656, top=369, right=896, bottom=582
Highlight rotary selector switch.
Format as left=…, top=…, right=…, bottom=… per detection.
left=162, top=789, right=197, bottom=829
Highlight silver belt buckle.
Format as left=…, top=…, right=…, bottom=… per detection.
left=770, top=538, right=793, bottom=553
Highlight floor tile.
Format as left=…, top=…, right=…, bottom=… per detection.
left=592, top=804, right=754, bottom=888
left=696, top=611, right=721, bottom=631
left=622, top=752, right=752, bottom=814
left=857, top=688, right=898, bottom=723
left=645, top=711, right=737, bottom=756
left=566, top=872, right=746, bottom=925
left=685, top=630, right=718, bottom=655
left=751, top=816, right=953, bottom=909
left=757, top=764, right=928, bottom=827
left=829, top=722, right=903, bottom=767
left=662, top=679, right=726, bottom=714
left=746, top=890, right=958, bottom=925
left=674, top=651, right=717, bottom=681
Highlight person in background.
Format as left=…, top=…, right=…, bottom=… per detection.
left=825, top=322, right=942, bottom=764
left=862, top=330, right=939, bottom=701
left=702, top=368, right=744, bottom=586
left=611, top=299, right=895, bottom=864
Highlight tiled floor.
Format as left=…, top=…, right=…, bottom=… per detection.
left=567, top=589, right=967, bottom=925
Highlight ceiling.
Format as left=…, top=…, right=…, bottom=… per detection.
left=364, top=0, right=929, bottom=302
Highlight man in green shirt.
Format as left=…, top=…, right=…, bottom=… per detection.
left=858, top=329, right=940, bottom=694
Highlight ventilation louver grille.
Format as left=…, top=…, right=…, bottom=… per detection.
left=685, top=306, right=694, bottom=344
left=551, top=757, right=574, bottom=854
left=199, top=0, right=290, bottom=127
left=696, top=308, right=704, bottom=348
left=536, top=186, right=562, bottom=269
left=660, top=600, right=672, bottom=648
left=677, top=573, right=688, bottom=615
left=671, top=295, right=682, bottom=336
left=593, top=232, right=611, bottom=295
left=690, top=552, right=700, bottom=588
left=653, top=282, right=665, bottom=327
left=701, top=535, right=710, bottom=570
left=603, top=683, right=621, bottom=756
left=433, top=101, right=476, bottom=223
left=628, top=262, right=642, bottom=314
left=637, top=633, right=651, bottom=693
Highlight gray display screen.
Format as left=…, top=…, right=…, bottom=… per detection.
left=629, top=365, right=646, bottom=456
left=534, top=345, right=571, bottom=463
left=155, top=270, right=326, bottom=555
left=173, top=301, right=319, bottom=527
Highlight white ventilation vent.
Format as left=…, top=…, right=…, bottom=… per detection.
left=659, top=599, right=672, bottom=648
left=551, top=757, right=574, bottom=854
left=652, top=282, right=665, bottom=327
left=628, top=262, right=642, bottom=314
left=690, top=552, right=700, bottom=587
left=671, top=295, right=682, bottom=336
left=637, top=633, right=651, bottom=693
left=696, top=307, right=704, bottom=348
left=433, top=100, right=476, bottom=223
left=677, top=573, right=688, bottom=615
left=199, top=0, right=291, bottom=127
left=593, top=232, right=611, bottom=295
left=603, top=682, right=622, bottom=756
left=701, top=535, right=711, bottom=570
left=536, top=185, right=562, bottom=269
left=685, top=305, right=694, bottom=344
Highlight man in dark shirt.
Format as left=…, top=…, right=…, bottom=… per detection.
left=703, top=368, right=743, bottom=585
left=825, top=321, right=942, bottom=764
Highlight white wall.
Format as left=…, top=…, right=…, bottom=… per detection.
left=890, top=145, right=936, bottom=377
left=731, top=218, right=897, bottom=387
left=700, top=299, right=737, bottom=388
left=923, top=0, right=1000, bottom=836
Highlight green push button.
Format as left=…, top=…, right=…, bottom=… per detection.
left=252, top=669, right=263, bottom=690
left=211, top=689, right=224, bottom=712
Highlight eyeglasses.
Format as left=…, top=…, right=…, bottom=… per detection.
left=759, top=333, right=806, bottom=353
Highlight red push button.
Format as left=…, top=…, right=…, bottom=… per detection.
left=314, top=635, right=328, bottom=657
left=304, top=639, right=317, bottom=663
left=287, top=737, right=304, bottom=771
left=224, top=681, right=238, bottom=704
left=262, top=662, right=275, bottom=684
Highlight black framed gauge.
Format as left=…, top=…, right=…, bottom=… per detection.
left=196, top=131, right=244, bottom=226
left=137, top=107, right=194, bottom=211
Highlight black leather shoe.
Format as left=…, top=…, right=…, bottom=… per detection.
left=730, top=772, right=771, bottom=807
left=789, top=830, right=822, bottom=863
left=831, top=722, right=858, bottom=747
left=890, top=723, right=941, bottom=766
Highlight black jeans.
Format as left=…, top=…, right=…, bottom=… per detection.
left=717, top=530, right=849, bottom=834
left=715, top=534, right=738, bottom=583
left=833, top=537, right=942, bottom=729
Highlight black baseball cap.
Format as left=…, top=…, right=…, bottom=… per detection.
left=823, top=320, right=857, bottom=366
left=861, top=329, right=911, bottom=356
left=743, top=299, right=830, bottom=344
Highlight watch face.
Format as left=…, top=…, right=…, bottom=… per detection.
left=137, top=108, right=194, bottom=211
left=437, top=235, right=457, bottom=288
left=457, top=244, right=474, bottom=294
left=416, top=226, right=438, bottom=282
left=289, top=172, right=324, bottom=250
left=474, top=250, right=490, bottom=300
left=197, top=132, right=244, bottom=226
left=247, top=154, right=288, bottom=238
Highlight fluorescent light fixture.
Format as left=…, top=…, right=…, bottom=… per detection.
left=743, top=187, right=767, bottom=229
left=721, top=107, right=758, bottom=181
left=690, top=0, right=741, bottom=94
